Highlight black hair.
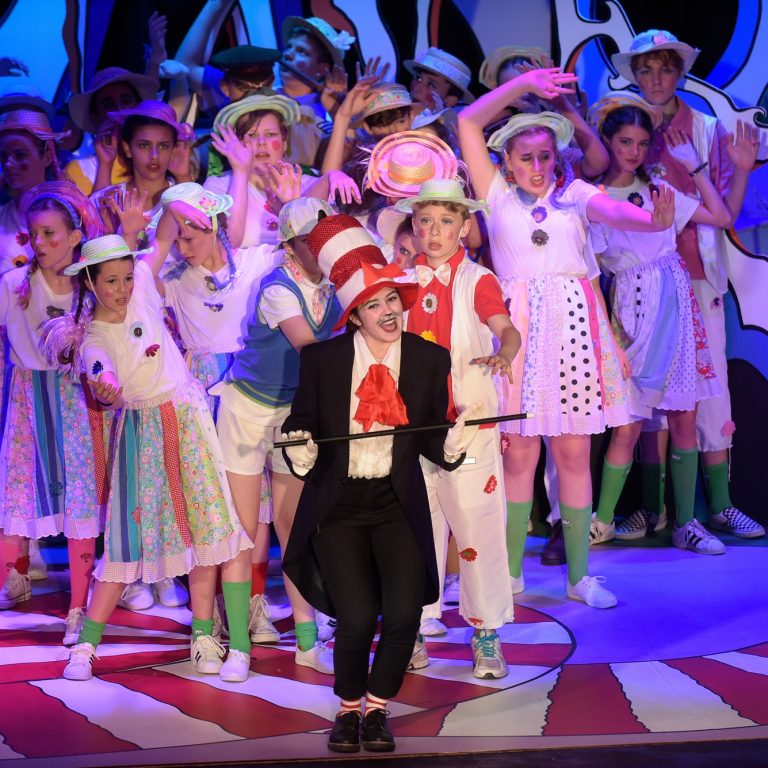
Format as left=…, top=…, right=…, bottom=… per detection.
left=364, top=106, right=411, bottom=130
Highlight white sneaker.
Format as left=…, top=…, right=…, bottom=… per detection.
left=248, top=594, right=280, bottom=644
left=615, top=507, right=668, bottom=540
left=443, top=573, right=460, bottom=605
left=567, top=575, right=618, bottom=608
left=510, top=573, right=525, bottom=595
left=0, top=568, right=32, bottom=609
left=295, top=641, right=334, bottom=675
left=315, top=611, right=336, bottom=642
left=471, top=630, right=508, bottom=679
left=408, top=634, right=429, bottom=670
left=589, top=515, right=616, bottom=545
left=63, top=642, right=97, bottom=680
left=28, top=539, right=48, bottom=581
left=672, top=519, right=726, bottom=555
left=419, top=617, right=447, bottom=636
left=63, top=607, right=85, bottom=646
left=118, top=581, right=154, bottom=611
left=213, top=594, right=228, bottom=641
left=154, top=577, right=189, bottom=607
left=219, top=649, right=251, bottom=682
left=190, top=634, right=225, bottom=674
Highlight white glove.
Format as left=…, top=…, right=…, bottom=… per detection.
left=282, top=430, right=318, bottom=475
left=159, top=59, right=190, bottom=80
left=444, top=402, right=485, bottom=460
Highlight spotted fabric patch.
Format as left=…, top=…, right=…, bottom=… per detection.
left=500, top=433, right=511, bottom=454
left=459, top=547, right=477, bottom=562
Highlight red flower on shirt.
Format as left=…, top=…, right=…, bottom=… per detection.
left=16, top=232, right=29, bottom=247
left=484, top=475, right=498, bottom=494
left=459, top=547, right=478, bottom=562
left=145, top=344, right=160, bottom=357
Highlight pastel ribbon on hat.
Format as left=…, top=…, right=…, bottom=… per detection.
left=360, top=260, right=406, bottom=287
left=415, top=263, right=451, bottom=288
left=354, top=364, right=409, bottom=432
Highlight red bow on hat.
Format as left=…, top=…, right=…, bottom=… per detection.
left=360, top=260, right=406, bottom=286
left=354, top=364, right=409, bottom=432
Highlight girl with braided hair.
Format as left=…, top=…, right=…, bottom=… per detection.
left=0, top=181, right=108, bottom=646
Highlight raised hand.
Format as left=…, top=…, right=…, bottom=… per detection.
left=650, top=183, right=675, bottom=231
left=726, top=119, right=760, bottom=172
left=664, top=127, right=701, bottom=171
left=515, top=67, right=578, bottom=102
left=148, top=11, right=168, bottom=64
left=327, top=169, right=361, bottom=205
left=321, top=64, right=349, bottom=114
left=265, top=161, right=303, bottom=213
left=355, top=55, right=390, bottom=84
left=338, top=75, right=380, bottom=119
left=107, top=187, right=150, bottom=241
left=166, top=199, right=211, bottom=232
left=211, top=124, right=253, bottom=173
left=94, top=124, right=119, bottom=168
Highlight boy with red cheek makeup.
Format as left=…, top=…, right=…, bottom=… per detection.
left=396, top=178, right=521, bottom=679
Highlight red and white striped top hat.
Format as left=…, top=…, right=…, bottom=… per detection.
left=307, top=214, right=418, bottom=330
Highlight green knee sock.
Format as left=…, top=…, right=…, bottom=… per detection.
left=595, top=460, right=632, bottom=524
left=703, top=461, right=732, bottom=515
left=79, top=617, right=105, bottom=647
left=506, top=501, right=533, bottom=578
left=295, top=621, right=318, bottom=652
left=641, top=462, right=666, bottom=515
left=560, top=503, right=591, bottom=586
left=669, top=447, right=699, bottom=526
left=191, top=617, right=214, bottom=639
left=222, top=580, right=251, bottom=653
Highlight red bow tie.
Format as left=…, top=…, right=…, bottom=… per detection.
left=354, top=363, right=409, bottom=433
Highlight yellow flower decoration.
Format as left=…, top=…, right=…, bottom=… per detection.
left=420, top=330, right=437, bottom=343
left=12, top=254, right=28, bottom=268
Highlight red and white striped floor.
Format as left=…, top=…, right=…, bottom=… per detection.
left=1, top=538, right=767, bottom=766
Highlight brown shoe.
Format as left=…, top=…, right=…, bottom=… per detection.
left=541, top=520, right=566, bottom=565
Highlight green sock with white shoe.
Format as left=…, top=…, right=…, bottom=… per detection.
left=78, top=616, right=105, bottom=647
left=595, top=460, right=631, bottom=524
left=191, top=617, right=214, bottom=638
left=506, top=500, right=533, bottom=578
left=669, top=447, right=698, bottom=527
left=222, top=581, right=251, bottom=653
left=295, top=621, right=318, bottom=652
left=560, top=503, right=591, bottom=586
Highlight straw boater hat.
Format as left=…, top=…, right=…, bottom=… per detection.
left=365, top=130, right=458, bottom=198
left=63, top=234, right=147, bottom=276
left=361, top=83, right=412, bottom=121
left=611, top=30, right=700, bottom=86
left=307, top=213, right=417, bottom=330
left=278, top=197, right=334, bottom=243
left=212, top=93, right=301, bottom=138
left=394, top=178, right=488, bottom=215
left=281, top=16, right=356, bottom=67
left=69, top=67, right=159, bottom=133
left=108, top=99, right=192, bottom=142
left=0, top=80, right=56, bottom=119
left=486, top=111, right=574, bottom=152
left=20, top=181, right=103, bottom=241
left=479, top=46, right=549, bottom=90
left=0, top=109, right=70, bottom=141
left=404, top=47, right=474, bottom=103
left=587, top=91, right=663, bottom=133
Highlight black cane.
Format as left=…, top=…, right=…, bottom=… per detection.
left=273, top=412, right=533, bottom=448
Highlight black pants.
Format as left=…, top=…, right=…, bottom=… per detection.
left=312, top=476, right=425, bottom=700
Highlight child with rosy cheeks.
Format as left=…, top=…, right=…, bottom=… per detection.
left=587, top=95, right=763, bottom=552
left=205, top=94, right=359, bottom=251
left=0, top=182, right=107, bottom=647
left=395, top=179, right=521, bottom=679
left=458, top=68, right=676, bottom=609
left=50, top=232, right=252, bottom=683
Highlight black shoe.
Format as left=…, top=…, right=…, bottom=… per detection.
left=362, top=708, right=395, bottom=752
left=328, top=711, right=361, bottom=753
left=541, top=520, right=566, bottom=565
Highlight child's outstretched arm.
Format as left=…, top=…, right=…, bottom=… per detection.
left=587, top=184, right=675, bottom=232
left=458, top=68, right=578, bottom=198
left=471, top=314, right=521, bottom=384
left=89, top=371, right=124, bottom=411
left=210, top=124, right=252, bottom=249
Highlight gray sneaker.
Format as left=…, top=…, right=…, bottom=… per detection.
left=471, top=630, right=508, bottom=679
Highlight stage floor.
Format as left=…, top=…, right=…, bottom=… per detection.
left=1, top=533, right=767, bottom=767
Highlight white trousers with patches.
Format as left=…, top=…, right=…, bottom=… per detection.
left=420, top=427, right=514, bottom=630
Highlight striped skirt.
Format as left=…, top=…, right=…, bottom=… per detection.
left=0, top=367, right=110, bottom=539
left=187, top=348, right=273, bottom=525
left=95, top=378, right=252, bottom=584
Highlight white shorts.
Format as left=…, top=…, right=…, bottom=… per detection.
left=214, top=384, right=291, bottom=476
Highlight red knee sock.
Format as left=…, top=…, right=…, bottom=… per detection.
left=67, top=538, right=96, bottom=610
left=251, top=561, right=268, bottom=596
